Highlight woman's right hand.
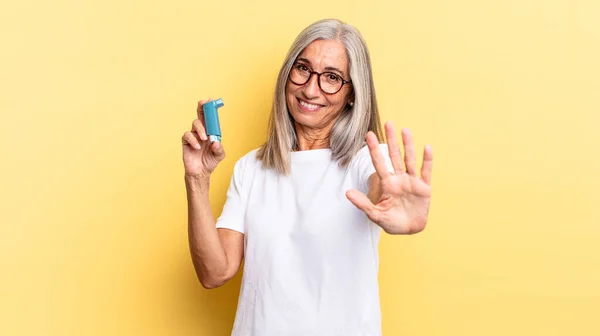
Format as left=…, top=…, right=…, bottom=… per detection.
left=181, top=99, right=226, bottom=178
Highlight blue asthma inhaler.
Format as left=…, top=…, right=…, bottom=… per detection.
left=202, top=98, right=224, bottom=143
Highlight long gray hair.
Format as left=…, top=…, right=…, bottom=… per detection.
left=256, top=18, right=384, bottom=174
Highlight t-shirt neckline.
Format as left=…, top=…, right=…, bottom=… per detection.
left=290, top=148, right=332, bottom=162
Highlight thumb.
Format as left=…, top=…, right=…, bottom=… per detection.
left=211, top=141, right=226, bottom=161
left=346, top=189, right=379, bottom=222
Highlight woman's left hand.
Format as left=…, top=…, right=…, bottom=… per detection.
left=346, top=122, right=433, bottom=235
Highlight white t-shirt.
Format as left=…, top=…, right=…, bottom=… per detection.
left=216, top=144, right=393, bottom=336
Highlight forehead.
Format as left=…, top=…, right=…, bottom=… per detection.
left=297, top=39, right=348, bottom=72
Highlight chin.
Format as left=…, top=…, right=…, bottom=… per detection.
left=289, top=110, right=320, bottom=128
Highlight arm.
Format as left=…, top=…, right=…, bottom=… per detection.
left=186, top=175, right=244, bottom=289
left=182, top=99, right=244, bottom=289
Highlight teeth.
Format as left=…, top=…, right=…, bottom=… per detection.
left=300, top=100, right=320, bottom=110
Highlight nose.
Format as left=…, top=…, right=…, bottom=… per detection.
left=302, top=73, right=320, bottom=99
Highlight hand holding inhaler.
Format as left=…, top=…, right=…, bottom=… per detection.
left=181, top=98, right=226, bottom=178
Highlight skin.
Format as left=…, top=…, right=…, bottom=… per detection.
left=182, top=39, right=433, bottom=289
left=286, top=40, right=353, bottom=150
left=347, top=125, right=433, bottom=235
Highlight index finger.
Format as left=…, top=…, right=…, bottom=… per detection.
left=196, top=98, right=212, bottom=121
left=384, top=121, right=404, bottom=174
left=366, top=131, right=389, bottom=180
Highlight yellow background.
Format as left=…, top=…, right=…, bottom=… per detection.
left=1, top=0, right=599, bottom=335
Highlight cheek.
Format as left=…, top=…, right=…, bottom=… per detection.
left=325, top=95, right=346, bottom=111
left=334, top=88, right=353, bottom=108
left=284, top=84, right=291, bottom=104
left=285, top=82, right=295, bottom=101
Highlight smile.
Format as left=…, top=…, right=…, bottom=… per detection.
left=297, top=98, right=324, bottom=112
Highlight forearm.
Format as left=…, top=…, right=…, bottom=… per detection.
left=185, top=174, right=229, bottom=288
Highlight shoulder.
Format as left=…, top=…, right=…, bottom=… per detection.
left=236, top=148, right=261, bottom=165
left=349, top=143, right=393, bottom=183
left=351, top=143, right=391, bottom=165
left=230, top=148, right=261, bottom=178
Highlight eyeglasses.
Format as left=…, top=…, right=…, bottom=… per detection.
left=288, top=63, right=351, bottom=94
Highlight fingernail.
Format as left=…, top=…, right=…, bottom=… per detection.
left=195, top=144, right=201, bottom=149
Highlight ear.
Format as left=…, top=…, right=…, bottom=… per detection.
left=347, top=89, right=355, bottom=107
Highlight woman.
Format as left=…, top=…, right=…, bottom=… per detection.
left=182, top=19, right=433, bottom=336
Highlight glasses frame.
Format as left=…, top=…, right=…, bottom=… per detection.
left=288, top=64, right=352, bottom=95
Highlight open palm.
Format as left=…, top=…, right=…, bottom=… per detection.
left=346, top=122, right=433, bottom=235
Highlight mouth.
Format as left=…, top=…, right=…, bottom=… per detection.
left=297, top=98, right=325, bottom=112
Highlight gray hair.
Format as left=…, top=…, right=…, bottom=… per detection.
left=256, top=18, right=384, bottom=174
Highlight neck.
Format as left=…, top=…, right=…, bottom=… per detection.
left=295, top=122, right=333, bottom=151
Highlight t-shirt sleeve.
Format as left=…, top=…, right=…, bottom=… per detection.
left=354, top=143, right=395, bottom=187
left=215, top=157, right=247, bottom=234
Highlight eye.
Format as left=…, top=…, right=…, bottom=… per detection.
left=324, top=72, right=341, bottom=83
left=294, top=63, right=310, bottom=73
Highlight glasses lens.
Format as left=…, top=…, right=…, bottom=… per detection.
left=290, top=65, right=310, bottom=85
left=319, top=72, right=343, bottom=94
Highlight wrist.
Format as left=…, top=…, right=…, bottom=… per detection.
left=185, top=173, right=211, bottom=191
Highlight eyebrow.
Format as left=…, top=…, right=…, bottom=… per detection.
left=296, top=57, right=346, bottom=77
